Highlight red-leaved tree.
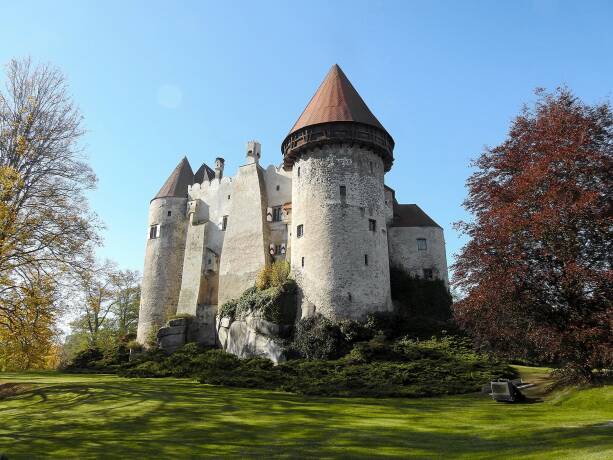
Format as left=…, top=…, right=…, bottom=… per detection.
left=453, top=88, right=612, bottom=381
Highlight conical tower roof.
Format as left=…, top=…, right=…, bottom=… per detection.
left=153, top=157, right=194, bottom=200
left=288, top=64, right=386, bottom=135
left=282, top=64, right=394, bottom=171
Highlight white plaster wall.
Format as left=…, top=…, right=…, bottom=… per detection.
left=263, top=165, right=292, bottom=261
left=217, top=163, right=270, bottom=305
left=136, top=197, right=188, bottom=344
left=290, top=145, right=392, bottom=321
left=387, top=226, right=449, bottom=286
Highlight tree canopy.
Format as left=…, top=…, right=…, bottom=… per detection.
left=453, top=88, right=612, bottom=381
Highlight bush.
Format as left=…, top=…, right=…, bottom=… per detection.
left=68, top=347, right=103, bottom=369
left=103, top=336, right=516, bottom=398
left=291, top=314, right=349, bottom=360
left=126, top=340, right=143, bottom=352
left=64, top=343, right=130, bottom=373
left=270, top=260, right=290, bottom=287
left=255, top=265, right=272, bottom=290
left=217, top=280, right=297, bottom=325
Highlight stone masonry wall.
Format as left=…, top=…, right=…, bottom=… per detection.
left=136, top=197, right=188, bottom=344
left=388, top=226, right=449, bottom=286
left=290, top=144, right=392, bottom=321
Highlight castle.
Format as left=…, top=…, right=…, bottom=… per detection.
left=136, top=65, right=448, bottom=351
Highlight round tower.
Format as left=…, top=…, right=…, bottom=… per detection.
left=282, top=64, right=395, bottom=321
left=136, top=157, right=193, bottom=345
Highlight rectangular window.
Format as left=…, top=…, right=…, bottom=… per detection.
left=340, top=185, right=346, bottom=199
left=167, top=211, right=172, bottom=217
left=149, top=224, right=159, bottom=239
left=301, top=256, right=304, bottom=267
left=369, top=161, right=373, bottom=174
left=222, top=215, right=228, bottom=231
left=297, top=224, right=304, bottom=238
left=297, top=167, right=301, bottom=177
left=368, top=219, right=376, bottom=232
left=423, top=268, right=433, bottom=280
left=364, top=254, right=368, bottom=266
left=272, top=206, right=282, bottom=222
left=417, top=238, right=427, bottom=251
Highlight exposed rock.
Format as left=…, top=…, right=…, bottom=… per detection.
left=216, top=312, right=289, bottom=364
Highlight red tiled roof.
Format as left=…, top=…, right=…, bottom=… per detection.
left=154, top=157, right=194, bottom=200
left=288, top=64, right=386, bottom=135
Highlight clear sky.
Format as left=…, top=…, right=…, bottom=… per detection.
left=1, top=0, right=611, bottom=275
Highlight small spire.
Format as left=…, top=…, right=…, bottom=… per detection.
left=153, top=157, right=194, bottom=200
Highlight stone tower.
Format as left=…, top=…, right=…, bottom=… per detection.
left=282, top=64, right=395, bottom=321
left=136, top=157, right=193, bottom=344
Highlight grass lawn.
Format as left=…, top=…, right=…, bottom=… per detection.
left=0, top=366, right=611, bottom=459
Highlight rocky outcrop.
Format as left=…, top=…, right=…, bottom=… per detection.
left=216, top=313, right=291, bottom=364
left=157, top=318, right=188, bottom=353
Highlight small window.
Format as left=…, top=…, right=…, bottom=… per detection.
left=276, top=185, right=280, bottom=191
left=297, top=224, right=304, bottom=238
left=364, top=254, right=368, bottom=266
left=297, top=167, right=301, bottom=177
left=167, top=211, right=172, bottom=217
left=222, top=216, right=228, bottom=231
left=368, top=219, right=376, bottom=232
left=423, top=268, right=433, bottom=280
left=227, top=194, right=231, bottom=200
left=272, top=206, right=282, bottom=222
left=149, top=224, right=159, bottom=239
left=369, top=161, right=373, bottom=174
left=301, top=256, right=305, bottom=267
left=340, top=185, right=346, bottom=199
left=417, top=238, right=427, bottom=251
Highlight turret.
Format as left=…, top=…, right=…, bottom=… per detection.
left=282, top=64, right=394, bottom=320
left=214, top=157, right=225, bottom=179
left=136, top=157, right=193, bottom=345
left=246, top=140, right=261, bottom=164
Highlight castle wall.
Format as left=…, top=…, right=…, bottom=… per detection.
left=387, top=226, right=449, bottom=286
left=217, top=162, right=270, bottom=305
left=176, top=220, right=209, bottom=315
left=290, top=144, right=392, bottom=321
left=136, top=197, right=188, bottom=344
left=263, top=165, right=292, bottom=261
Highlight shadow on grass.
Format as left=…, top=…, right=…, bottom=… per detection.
left=0, top=374, right=611, bottom=459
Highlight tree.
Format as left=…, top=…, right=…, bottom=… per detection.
left=453, top=88, right=612, bottom=381
left=111, top=269, right=141, bottom=338
left=67, top=261, right=141, bottom=354
left=0, top=57, right=100, bottom=369
left=73, top=259, right=119, bottom=347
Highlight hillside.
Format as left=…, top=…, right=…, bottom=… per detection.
left=0, top=367, right=611, bottom=459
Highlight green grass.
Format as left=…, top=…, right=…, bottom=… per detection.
left=0, top=367, right=611, bottom=459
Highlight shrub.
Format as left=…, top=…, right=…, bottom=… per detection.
left=126, top=340, right=143, bottom=352
left=68, top=347, right=103, bottom=369
left=255, top=265, right=272, bottom=290
left=270, top=260, right=290, bottom=287
left=291, top=314, right=349, bottom=360
left=217, top=281, right=297, bottom=325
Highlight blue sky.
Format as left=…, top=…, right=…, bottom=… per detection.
left=1, top=0, right=611, bottom=275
